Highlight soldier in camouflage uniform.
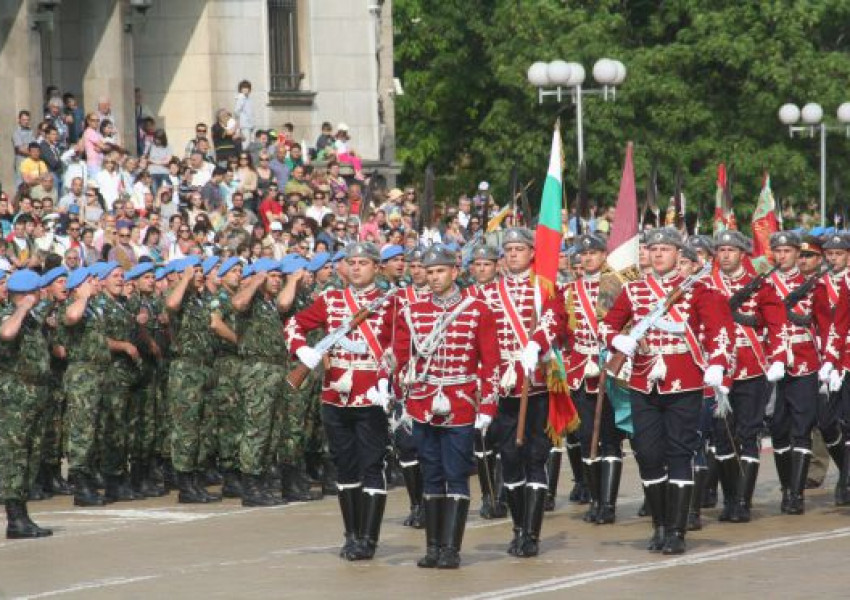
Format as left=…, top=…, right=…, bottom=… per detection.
left=197, top=256, right=225, bottom=487
left=155, top=264, right=176, bottom=490
left=61, top=267, right=111, bottom=506
left=208, top=257, right=244, bottom=498
left=0, top=269, right=53, bottom=538
left=165, top=255, right=221, bottom=503
left=377, top=245, right=406, bottom=291
left=98, top=262, right=144, bottom=502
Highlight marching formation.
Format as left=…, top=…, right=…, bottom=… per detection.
left=1, top=224, right=850, bottom=571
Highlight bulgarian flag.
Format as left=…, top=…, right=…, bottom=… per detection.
left=534, top=122, right=580, bottom=438
left=752, top=172, right=780, bottom=267
left=714, top=163, right=737, bottom=234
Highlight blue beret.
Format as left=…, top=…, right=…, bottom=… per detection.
left=444, top=242, right=460, bottom=253
left=41, top=266, right=68, bottom=287
left=217, top=257, right=242, bottom=278
left=202, top=256, right=220, bottom=276
left=124, top=262, right=156, bottom=281
left=307, top=252, right=330, bottom=273
left=252, top=257, right=279, bottom=274
left=164, top=258, right=182, bottom=274
left=155, top=267, right=168, bottom=281
left=67, top=267, right=90, bottom=291
left=8, top=269, right=43, bottom=293
left=282, top=255, right=309, bottom=275
left=242, top=263, right=255, bottom=278
left=380, top=244, right=405, bottom=261
left=183, top=255, right=202, bottom=269
left=98, top=261, right=121, bottom=281
left=332, top=249, right=347, bottom=263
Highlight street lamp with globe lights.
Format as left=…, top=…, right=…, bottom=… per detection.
left=527, top=58, right=626, bottom=168
left=779, top=101, right=850, bottom=227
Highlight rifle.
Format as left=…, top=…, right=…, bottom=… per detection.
left=286, top=288, right=397, bottom=389
left=606, top=262, right=712, bottom=377
left=783, top=265, right=832, bottom=326
left=728, top=265, right=781, bottom=327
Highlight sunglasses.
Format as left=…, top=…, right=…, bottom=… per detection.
left=179, top=228, right=190, bottom=233
left=68, top=227, right=80, bottom=232
left=119, top=233, right=130, bottom=239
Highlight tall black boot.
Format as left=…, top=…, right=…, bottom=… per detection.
left=644, top=479, right=667, bottom=552
left=545, top=449, right=563, bottom=512
left=5, top=499, right=52, bottom=539
left=338, top=485, right=362, bottom=560
left=351, top=490, right=387, bottom=560
left=702, top=447, right=718, bottom=508
left=505, top=483, right=526, bottom=556
left=131, top=461, right=155, bottom=498
left=774, top=448, right=792, bottom=513
left=717, top=457, right=739, bottom=522
left=193, top=472, right=221, bottom=502
left=596, top=457, right=622, bottom=525
left=417, top=495, right=444, bottom=568
left=222, top=469, right=244, bottom=499
left=662, top=482, right=693, bottom=555
left=176, top=471, right=210, bottom=504
left=517, top=484, right=546, bottom=557
left=241, top=473, right=283, bottom=507
left=47, top=463, right=73, bottom=496
left=281, top=463, right=314, bottom=502
left=28, top=465, right=51, bottom=501
left=565, top=440, right=588, bottom=503
left=72, top=471, right=106, bottom=507
left=582, top=459, right=601, bottom=523
left=836, top=443, right=850, bottom=506
left=688, top=466, right=707, bottom=531
left=730, top=458, right=759, bottom=523
left=477, top=452, right=505, bottom=518
left=437, top=496, right=470, bottom=569
left=826, top=438, right=846, bottom=505
left=401, top=463, right=424, bottom=528
left=786, top=448, right=811, bottom=515
left=104, top=475, right=135, bottom=502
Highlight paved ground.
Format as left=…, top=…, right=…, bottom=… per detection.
left=2, top=449, right=850, bottom=600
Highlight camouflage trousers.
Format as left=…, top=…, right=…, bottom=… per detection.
left=64, top=363, right=105, bottom=477
left=202, top=355, right=243, bottom=471
left=100, top=375, right=134, bottom=478
left=300, top=364, right=328, bottom=456
left=0, top=378, right=48, bottom=502
left=168, top=358, right=213, bottom=473
left=157, top=359, right=172, bottom=459
left=239, top=361, right=290, bottom=476
left=130, top=361, right=159, bottom=466
left=41, top=367, right=67, bottom=466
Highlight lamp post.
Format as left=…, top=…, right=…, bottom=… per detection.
left=527, top=59, right=626, bottom=168
left=778, top=102, right=850, bottom=227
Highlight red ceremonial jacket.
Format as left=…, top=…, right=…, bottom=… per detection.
left=285, top=284, right=406, bottom=408
left=394, top=291, right=500, bottom=426
left=822, top=270, right=850, bottom=373
left=555, top=273, right=605, bottom=393
left=599, top=271, right=734, bottom=394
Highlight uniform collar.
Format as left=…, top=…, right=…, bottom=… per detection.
left=349, top=283, right=376, bottom=297
left=583, top=270, right=601, bottom=283
left=723, top=266, right=747, bottom=282
left=650, top=269, right=679, bottom=284
left=432, top=286, right=462, bottom=309
left=779, top=266, right=800, bottom=279
left=505, top=269, right=531, bottom=283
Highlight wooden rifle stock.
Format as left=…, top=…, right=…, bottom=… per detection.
left=605, top=351, right=628, bottom=378
left=516, top=309, right=538, bottom=447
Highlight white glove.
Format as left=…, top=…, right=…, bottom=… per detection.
left=474, top=413, right=492, bottom=432
left=296, top=346, right=322, bottom=369
left=366, top=378, right=391, bottom=411
left=519, top=341, right=541, bottom=376
left=829, top=369, right=844, bottom=393
left=819, top=362, right=834, bottom=383
left=703, top=364, right=725, bottom=388
left=766, top=361, right=785, bottom=383
left=612, top=334, right=637, bottom=357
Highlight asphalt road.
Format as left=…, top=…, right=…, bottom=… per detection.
left=2, top=449, right=849, bottom=599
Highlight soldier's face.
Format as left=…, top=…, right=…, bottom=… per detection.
left=472, top=259, right=497, bottom=284
left=558, top=252, right=569, bottom=271
left=678, top=257, right=699, bottom=276
left=716, top=246, right=743, bottom=273
left=348, top=258, right=377, bottom=287
left=409, top=262, right=427, bottom=286
left=264, top=271, right=283, bottom=295
left=192, top=267, right=205, bottom=289
left=316, top=264, right=333, bottom=284
left=825, top=249, right=848, bottom=271
left=649, top=244, right=678, bottom=274
left=639, top=244, right=649, bottom=268
left=104, top=269, right=124, bottom=296
left=49, top=277, right=68, bottom=302
left=426, top=265, right=457, bottom=296
left=223, top=267, right=242, bottom=289
left=384, top=256, right=405, bottom=278
left=580, top=249, right=606, bottom=274
left=137, top=272, right=156, bottom=294
left=798, top=252, right=821, bottom=275
left=504, top=243, right=533, bottom=273
left=773, top=246, right=799, bottom=270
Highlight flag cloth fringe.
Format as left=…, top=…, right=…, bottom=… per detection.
left=545, top=348, right=580, bottom=443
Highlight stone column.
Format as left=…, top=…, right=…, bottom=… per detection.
left=377, top=0, right=396, bottom=169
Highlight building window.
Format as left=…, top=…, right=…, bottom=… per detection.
left=268, top=0, right=302, bottom=93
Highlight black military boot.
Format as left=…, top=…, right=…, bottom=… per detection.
left=701, top=448, right=719, bottom=508
left=281, top=464, right=314, bottom=502
left=504, top=483, right=526, bottom=556
left=437, top=495, right=470, bottom=569
left=662, top=482, right=693, bottom=555
left=544, top=449, right=563, bottom=512
left=827, top=439, right=847, bottom=505
left=92, top=469, right=107, bottom=490
left=774, top=449, right=792, bottom=513
left=836, top=443, right=850, bottom=506
left=192, top=472, right=221, bottom=503
left=582, top=459, right=602, bottom=523
left=596, top=457, right=622, bottom=525
left=221, top=469, right=244, bottom=499
left=517, top=484, right=546, bottom=558
left=130, top=462, right=152, bottom=498
left=241, top=473, right=283, bottom=507
left=688, top=466, right=707, bottom=531
left=565, top=440, right=588, bottom=503
left=786, top=448, right=811, bottom=515
left=477, top=452, right=506, bottom=519
left=203, top=458, right=223, bottom=486
left=417, top=495, right=444, bottom=568
left=401, top=463, right=424, bottom=528
left=350, top=490, right=387, bottom=560
left=147, top=461, right=167, bottom=497
left=730, top=458, right=760, bottom=523
left=5, top=499, right=52, bottom=539
left=176, top=471, right=209, bottom=504
left=160, top=459, right=176, bottom=492
left=104, top=475, right=135, bottom=502
left=47, top=463, right=73, bottom=496
left=28, top=465, right=51, bottom=501
left=644, top=479, right=667, bottom=552
left=717, top=458, right=739, bottom=522
left=72, top=471, right=107, bottom=507
left=338, top=485, right=362, bottom=560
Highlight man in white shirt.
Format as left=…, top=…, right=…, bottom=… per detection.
left=58, top=177, right=85, bottom=214
left=95, top=157, right=122, bottom=210
left=188, top=151, right=214, bottom=188
left=306, top=189, right=332, bottom=224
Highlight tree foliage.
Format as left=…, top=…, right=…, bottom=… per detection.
left=394, top=0, right=850, bottom=227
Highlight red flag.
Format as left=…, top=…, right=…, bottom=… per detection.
left=752, top=173, right=780, bottom=264
left=607, top=142, right=638, bottom=274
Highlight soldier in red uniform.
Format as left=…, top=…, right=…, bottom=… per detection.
left=709, top=230, right=788, bottom=522
left=600, top=227, right=735, bottom=555
left=285, top=242, right=407, bottom=561
left=765, top=232, right=844, bottom=515
left=479, top=227, right=573, bottom=558
left=393, top=245, right=500, bottom=569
